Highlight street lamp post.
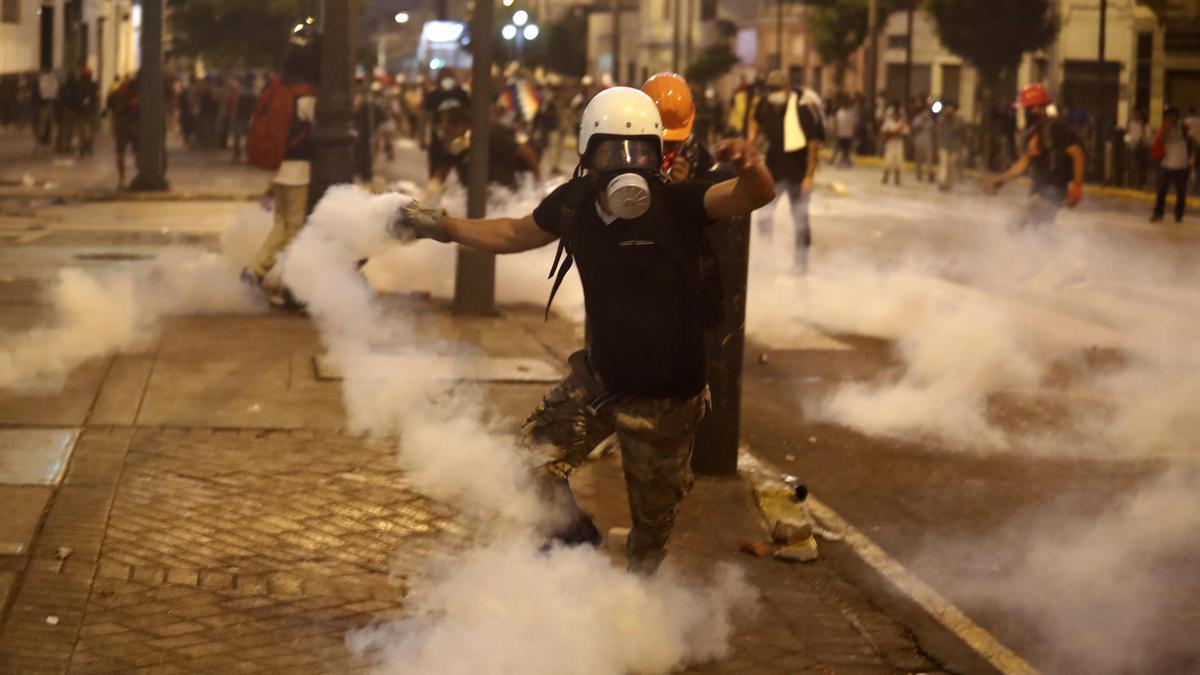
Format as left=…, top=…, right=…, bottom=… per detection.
left=128, top=0, right=168, bottom=192
left=454, top=0, right=496, bottom=314
left=308, top=0, right=356, bottom=212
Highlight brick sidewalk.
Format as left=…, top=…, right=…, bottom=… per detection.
left=0, top=293, right=947, bottom=673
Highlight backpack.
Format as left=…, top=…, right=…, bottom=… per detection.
left=544, top=176, right=725, bottom=330
left=247, top=76, right=317, bottom=170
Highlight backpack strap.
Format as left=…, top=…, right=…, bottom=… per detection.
left=543, top=176, right=585, bottom=320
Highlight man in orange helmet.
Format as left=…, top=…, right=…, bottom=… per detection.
left=985, top=83, right=1085, bottom=229
left=642, top=72, right=714, bottom=183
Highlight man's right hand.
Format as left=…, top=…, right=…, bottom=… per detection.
left=982, top=175, right=1004, bottom=195
left=388, top=200, right=451, bottom=243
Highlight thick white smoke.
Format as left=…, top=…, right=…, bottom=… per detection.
left=747, top=196, right=1200, bottom=459
left=0, top=215, right=266, bottom=392
left=348, top=540, right=754, bottom=675
left=281, top=184, right=755, bottom=674
left=913, top=466, right=1200, bottom=675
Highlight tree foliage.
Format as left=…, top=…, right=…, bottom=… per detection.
left=516, top=7, right=588, bottom=76
left=924, top=0, right=1058, bottom=83
left=685, top=43, right=740, bottom=85
left=803, top=0, right=894, bottom=67
left=168, top=0, right=320, bottom=68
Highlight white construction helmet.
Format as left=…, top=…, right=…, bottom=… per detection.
left=578, top=86, right=664, bottom=159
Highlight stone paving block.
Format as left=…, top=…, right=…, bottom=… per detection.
left=88, top=355, right=155, bottom=426
left=0, top=360, right=109, bottom=427
left=0, top=428, right=79, bottom=485
left=0, top=486, right=52, bottom=556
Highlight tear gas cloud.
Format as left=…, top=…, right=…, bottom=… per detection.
left=0, top=213, right=266, bottom=392
left=281, top=184, right=754, bottom=674
left=748, top=189, right=1200, bottom=459
left=750, top=187, right=1200, bottom=674
left=348, top=541, right=755, bottom=675
left=912, top=466, right=1200, bottom=675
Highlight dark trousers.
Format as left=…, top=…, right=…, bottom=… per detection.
left=1153, top=168, right=1189, bottom=221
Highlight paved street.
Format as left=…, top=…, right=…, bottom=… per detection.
left=1, top=135, right=1198, bottom=674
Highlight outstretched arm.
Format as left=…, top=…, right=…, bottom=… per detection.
left=443, top=212, right=557, bottom=253
left=703, top=138, right=776, bottom=221
left=986, top=154, right=1030, bottom=192
left=391, top=200, right=557, bottom=254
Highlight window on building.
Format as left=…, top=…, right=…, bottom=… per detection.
left=887, top=34, right=909, bottom=50
left=1165, top=29, right=1200, bottom=54
left=2, top=0, right=20, bottom=23
left=700, top=0, right=717, bottom=21
left=884, top=63, right=931, bottom=105
left=662, top=0, right=671, bottom=21
left=940, top=64, right=961, bottom=103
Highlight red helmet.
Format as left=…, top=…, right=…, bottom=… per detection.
left=1017, top=83, right=1052, bottom=109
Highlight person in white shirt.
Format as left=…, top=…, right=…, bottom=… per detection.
left=879, top=105, right=908, bottom=185
left=1125, top=110, right=1148, bottom=189
left=833, top=102, right=857, bottom=168
left=1150, top=105, right=1196, bottom=223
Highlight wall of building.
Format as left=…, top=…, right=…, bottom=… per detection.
left=0, top=0, right=44, bottom=75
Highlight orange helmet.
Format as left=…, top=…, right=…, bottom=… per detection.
left=642, top=72, right=695, bottom=142
left=1017, top=83, right=1052, bottom=109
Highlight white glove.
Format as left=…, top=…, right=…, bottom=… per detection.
left=388, top=200, right=450, bottom=243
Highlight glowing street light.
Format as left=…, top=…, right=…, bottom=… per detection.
left=502, top=0, right=514, bottom=5
left=394, top=11, right=409, bottom=23
left=512, top=9, right=528, bottom=26
left=502, top=24, right=518, bottom=40
left=523, top=24, right=539, bottom=40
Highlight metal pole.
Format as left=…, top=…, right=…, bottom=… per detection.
left=672, top=0, right=681, bottom=73
left=684, top=0, right=694, bottom=70
left=1097, top=0, right=1107, bottom=181
left=776, top=0, right=783, bottom=71
left=611, top=0, right=620, bottom=83
left=454, top=0, right=496, bottom=314
left=865, top=0, right=878, bottom=121
left=309, top=0, right=357, bottom=211
left=128, top=0, right=167, bottom=192
left=692, top=214, right=750, bottom=476
left=904, top=1, right=914, bottom=106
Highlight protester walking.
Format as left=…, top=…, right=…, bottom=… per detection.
left=389, top=86, right=775, bottom=575
left=1149, top=105, right=1195, bottom=223
left=911, top=103, right=934, bottom=183
left=937, top=102, right=965, bottom=191
left=74, top=67, right=100, bottom=158
left=750, top=70, right=824, bottom=272
left=880, top=105, right=908, bottom=185
left=985, top=84, right=1085, bottom=229
left=833, top=101, right=856, bottom=168
left=1125, top=110, right=1148, bottom=189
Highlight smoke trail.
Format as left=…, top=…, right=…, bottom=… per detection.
left=281, top=184, right=755, bottom=674
left=913, top=465, right=1200, bottom=674
left=0, top=216, right=267, bottom=393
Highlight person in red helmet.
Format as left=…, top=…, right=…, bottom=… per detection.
left=985, top=83, right=1086, bottom=229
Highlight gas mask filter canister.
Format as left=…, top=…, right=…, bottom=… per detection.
left=605, top=173, right=652, bottom=220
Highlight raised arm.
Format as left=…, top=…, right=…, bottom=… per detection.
left=703, top=137, right=776, bottom=221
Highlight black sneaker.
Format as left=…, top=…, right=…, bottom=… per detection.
left=540, top=512, right=603, bottom=553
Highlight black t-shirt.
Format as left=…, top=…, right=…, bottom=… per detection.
left=754, top=92, right=825, bottom=182
left=533, top=177, right=715, bottom=398
left=1024, top=119, right=1082, bottom=194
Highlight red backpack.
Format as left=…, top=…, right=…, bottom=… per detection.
left=246, top=76, right=317, bottom=170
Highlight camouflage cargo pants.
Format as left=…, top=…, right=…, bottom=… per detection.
left=523, top=350, right=708, bottom=574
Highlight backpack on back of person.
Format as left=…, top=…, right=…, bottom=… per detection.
left=246, top=76, right=316, bottom=170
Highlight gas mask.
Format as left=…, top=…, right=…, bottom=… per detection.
left=589, top=137, right=662, bottom=220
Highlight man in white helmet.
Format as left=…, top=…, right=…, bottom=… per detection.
left=390, top=87, right=775, bottom=574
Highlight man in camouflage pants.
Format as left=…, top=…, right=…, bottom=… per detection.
left=522, top=350, right=707, bottom=574
left=390, top=87, right=774, bottom=574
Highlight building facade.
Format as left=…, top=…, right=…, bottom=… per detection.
left=1, top=0, right=138, bottom=86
